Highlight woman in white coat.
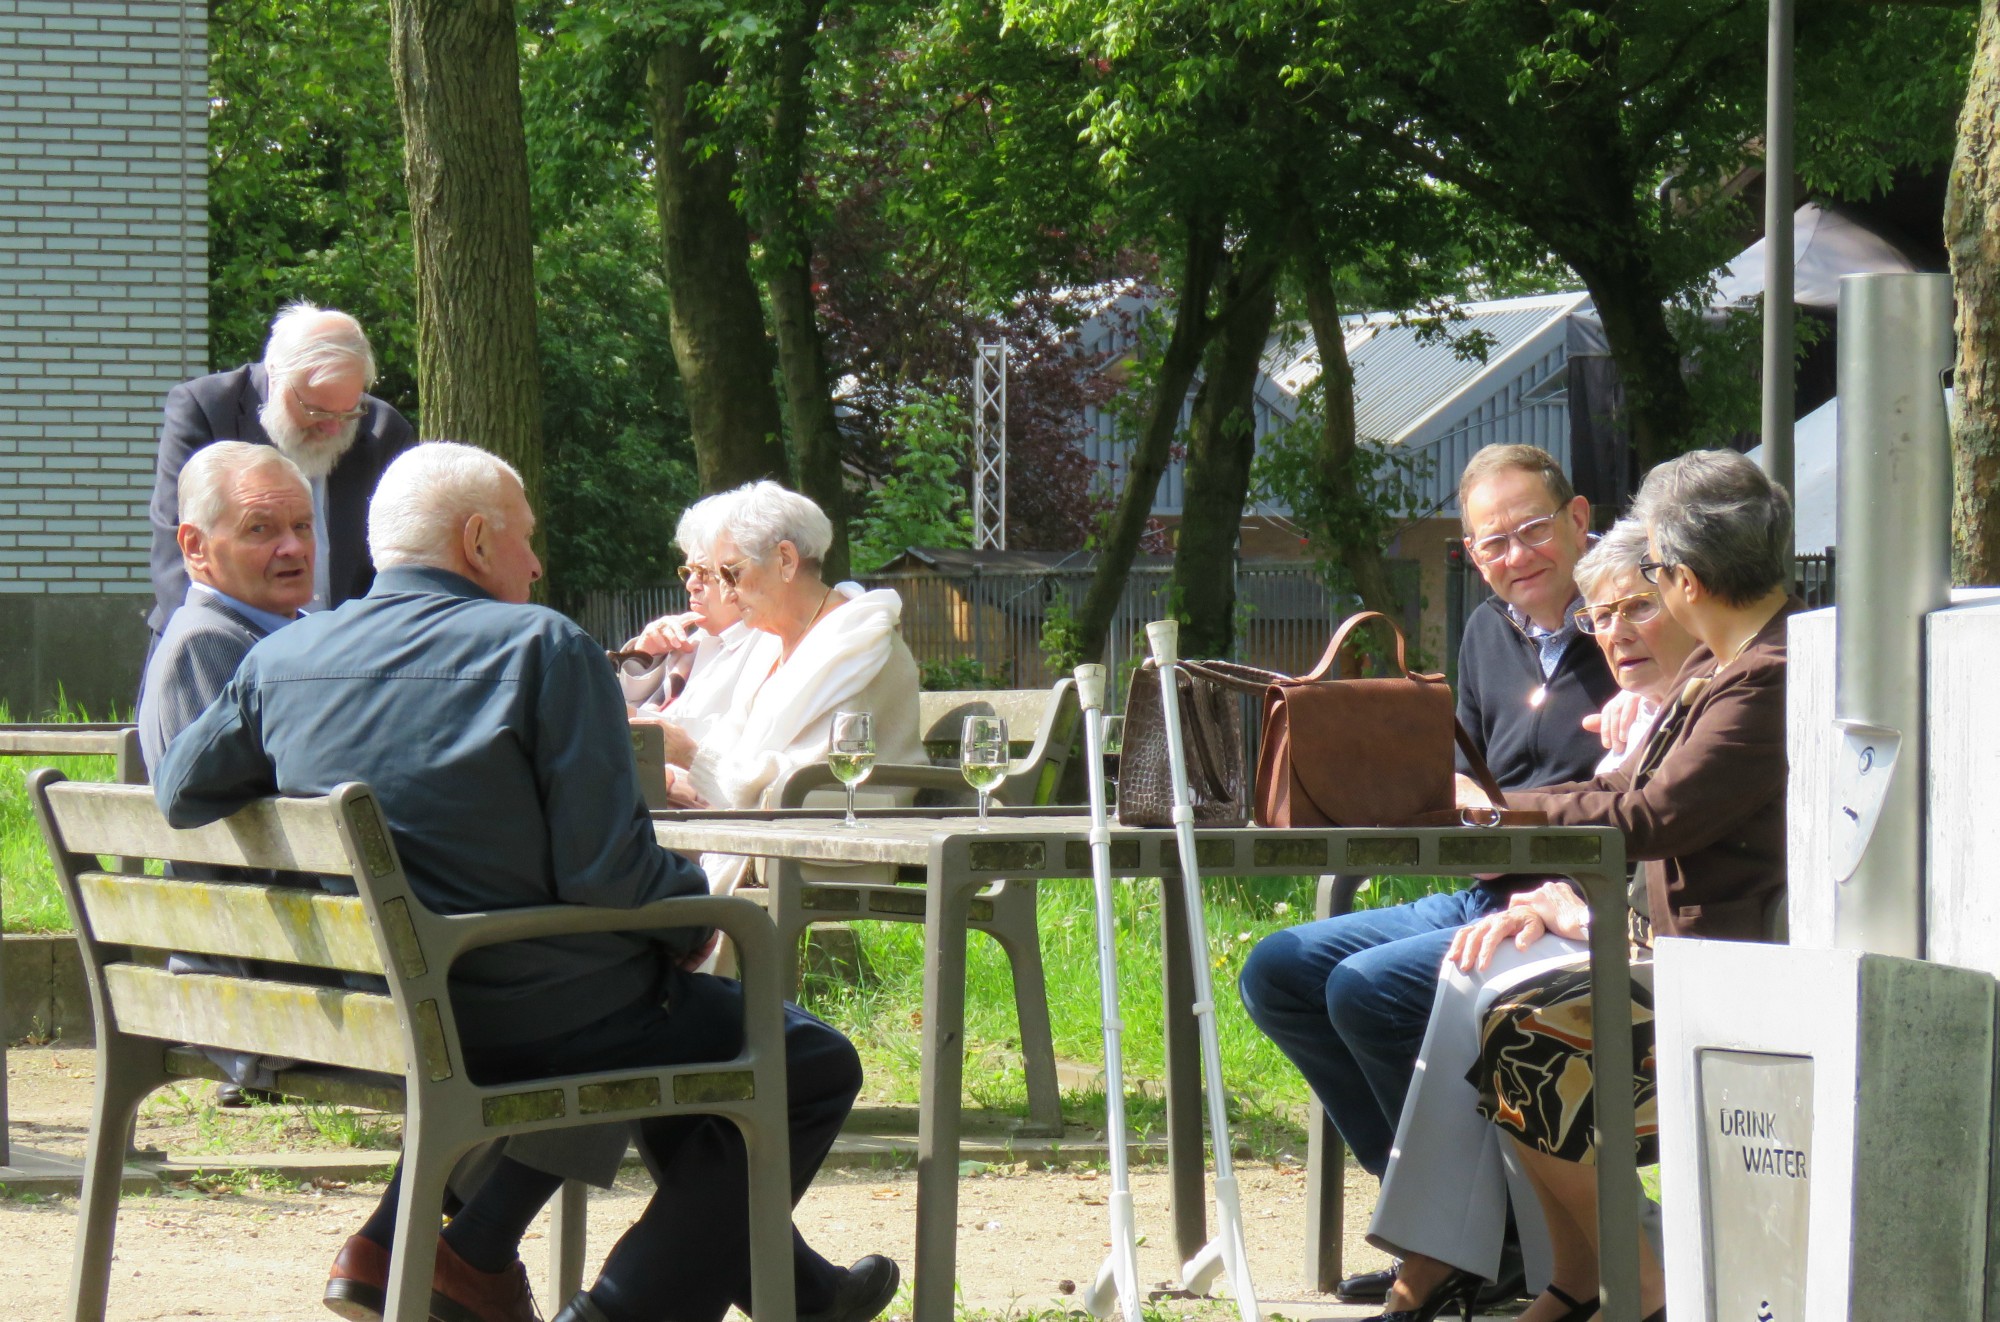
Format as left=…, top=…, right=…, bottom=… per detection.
left=644, top=481, right=925, bottom=894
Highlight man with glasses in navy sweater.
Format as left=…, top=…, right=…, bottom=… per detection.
left=1238, top=445, right=1617, bottom=1312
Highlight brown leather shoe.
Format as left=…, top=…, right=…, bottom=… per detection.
left=322, top=1234, right=389, bottom=1320
left=430, top=1237, right=541, bottom=1322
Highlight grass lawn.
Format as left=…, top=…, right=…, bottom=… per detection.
left=798, top=871, right=1457, bottom=1146
left=0, top=699, right=126, bottom=933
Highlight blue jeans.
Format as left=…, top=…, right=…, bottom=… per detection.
left=1238, top=884, right=1511, bottom=1177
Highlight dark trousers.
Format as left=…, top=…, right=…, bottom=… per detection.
left=1236, top=884, right=1511, bottom=1176
left=460, top=967, right=862, bottom=1321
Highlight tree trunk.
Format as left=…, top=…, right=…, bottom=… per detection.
left=1948, top=0, right=2000, bottom=584
left=758, top=0, right=850, bottom=579
left=648, top=37, right=789, bottom=493
left=389, top=0, right=544, bottom=512
left=1296, top=243, right=1404, bottom=621
left=1568, top=251, right=1695, bottom=472
left=1071, top=214, right=1227, bottom=665
left=1171, top=258, right=1280, bottom=658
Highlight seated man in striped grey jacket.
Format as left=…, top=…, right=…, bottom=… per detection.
left=137, top=438, right=318, bottom=1104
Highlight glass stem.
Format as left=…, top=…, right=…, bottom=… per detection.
left=977, top=790, right=990, bottom=820
left=845, top=783, right=857, bottom=828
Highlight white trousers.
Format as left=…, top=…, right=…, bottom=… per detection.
left=1367, top=936, right=1663, bottom=1287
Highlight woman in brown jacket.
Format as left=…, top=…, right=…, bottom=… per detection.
left=1441, top=449, right=1800, bottom=1322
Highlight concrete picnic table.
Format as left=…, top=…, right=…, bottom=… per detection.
left=652, top=808, right=1644, bottom=1321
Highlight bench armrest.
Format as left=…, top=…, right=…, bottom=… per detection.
left=423, top=892, right=777, bottom=968
left=774, top=761, right=974, bottom=808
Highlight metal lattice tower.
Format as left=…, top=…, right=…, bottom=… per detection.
left=972, top=340, right=1008, bottom=550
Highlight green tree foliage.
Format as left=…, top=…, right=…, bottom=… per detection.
left=535, top=200, right=699, bottom=595
left=207, top=0, right=699, bottom=595
left=1277, top=0, right=1970, bottom=465
left=208, top=0, right=415, bottom=406
left=847, top=385, right=976, bottom=573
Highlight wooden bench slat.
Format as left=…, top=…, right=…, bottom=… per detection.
left=103, top=964, right=406, bottom=1075
left=46, top=782, right=357, bottom=873
left=77, top=872, right=386, bottom=975
left=0, top=731, right=135, bottom=756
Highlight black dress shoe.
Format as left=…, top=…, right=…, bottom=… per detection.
left=801, top=1254, right=900, bottom=1322
left=1337, top=1264, right=1398, bottom=1304
left=551, top=1292, right=612, bottom=1322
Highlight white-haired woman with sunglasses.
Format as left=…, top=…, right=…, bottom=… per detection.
left=1358, top=520, right=1701, bottom=1322
left=641, top=481, right=925, bottom=891
left=617, top=493, right=768, bottom=805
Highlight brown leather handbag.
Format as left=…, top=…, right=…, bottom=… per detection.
left=1201, top=611, right=1523, bottom=828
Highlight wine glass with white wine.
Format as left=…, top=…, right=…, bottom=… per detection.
left=827, top=710, right=875, bottom=828
left=960, top=715, right=1009, bottom=826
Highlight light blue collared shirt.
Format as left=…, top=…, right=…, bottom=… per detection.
left=188, top=581, right=298, bottom=636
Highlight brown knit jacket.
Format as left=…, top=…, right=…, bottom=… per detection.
left=1510, top=599, right=1803, bottom=941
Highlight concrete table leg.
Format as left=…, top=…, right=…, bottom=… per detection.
left=913, top=870, right=980, bottom=1322
left=1581, top=865, right=1642, bottom=1322
left=1158, top=868, right=1207, bottom=1268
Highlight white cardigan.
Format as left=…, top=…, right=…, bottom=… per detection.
left=687, top=586, right=926, bottom=891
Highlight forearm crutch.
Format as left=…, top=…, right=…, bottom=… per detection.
left=1146, top=620, right=1261, bottom=1321
left=1073, top=664, right=1145, bottom=1322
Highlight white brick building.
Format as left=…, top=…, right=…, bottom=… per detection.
left=0, top=0, right=205, bottom=712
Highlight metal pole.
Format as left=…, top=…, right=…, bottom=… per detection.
left=1831, top=273, right=1953, bottom=958
left=1760, top=0, right=1795, bottom=507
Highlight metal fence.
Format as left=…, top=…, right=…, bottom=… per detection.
left=571, top=564, right=1371, bottom=707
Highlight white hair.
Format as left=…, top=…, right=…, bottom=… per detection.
left=716, top=481, right=832, bottom=564
left=262, top=300, right=377, bottom=393
left=674, top=490, right=739, bottom=562
left=368, top=442, right=523, bottom=571
left=177, top=442, right=308, bottom=533
left=1572, top=520, right=1650, bottom=603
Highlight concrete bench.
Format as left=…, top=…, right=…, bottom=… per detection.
left=28, top=771, right=801, bottom=1322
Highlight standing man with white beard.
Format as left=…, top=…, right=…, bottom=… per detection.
left=146, top=301, right=414, bottom=646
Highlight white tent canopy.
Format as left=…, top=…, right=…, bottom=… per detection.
left=1747, top=397, right=1837, bottom=554
left=1712, top=204, right=1924, bottom=310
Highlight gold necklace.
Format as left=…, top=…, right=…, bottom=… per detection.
left=777, top=584, right=839, bottom=665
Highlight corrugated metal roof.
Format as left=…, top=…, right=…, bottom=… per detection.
left=1266, top=293, right=1588, bottom=447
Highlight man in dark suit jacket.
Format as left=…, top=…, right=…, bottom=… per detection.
left=148, top=301, right=414, bottom=640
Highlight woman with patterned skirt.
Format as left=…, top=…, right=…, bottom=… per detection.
left=1446, top=449, right=1801, bottom=1322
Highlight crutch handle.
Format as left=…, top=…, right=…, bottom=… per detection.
left=1074, top=663, right=1107, bottom=712
left=1145, top=619, right=1180, bottom=667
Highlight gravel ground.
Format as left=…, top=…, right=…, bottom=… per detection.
left=3, top=1046, right=1414, bottom=1320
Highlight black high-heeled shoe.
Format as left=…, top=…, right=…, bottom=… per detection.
left=1367, top=1266, right=1483, bottom=1322
left=1543, top=1283, right=1601, bottom=1320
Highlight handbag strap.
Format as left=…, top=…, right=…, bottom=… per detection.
left=1179, top=657, right=1286, bottom=694
left=1453, top=717, right=1512, bottom=812
left=1301, top=610, right=1411, bottom=682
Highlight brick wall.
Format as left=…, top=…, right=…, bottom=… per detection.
left=0, top=0, right=205, bottom=599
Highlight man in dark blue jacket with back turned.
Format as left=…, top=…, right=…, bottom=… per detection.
left=1237, top=444, right=1616, bottom=1311
left=156, top=442, right=896, bottom=1322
